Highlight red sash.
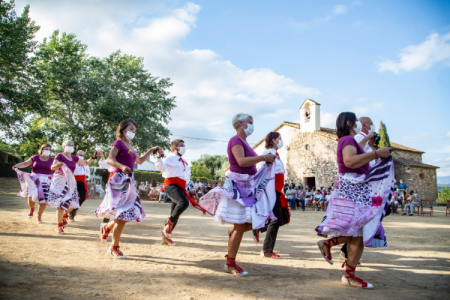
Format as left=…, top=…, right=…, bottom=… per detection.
left=74, top=175, right=89, bottom=200
left=108, top=172, right=114, bottom=181
left=275, top=173, right=289, bottom=209
left=164, top=177, right=206, bottom=215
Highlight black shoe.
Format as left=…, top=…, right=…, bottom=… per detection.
left=402, top=213, right=406, bottom=215
left=409, top=214, right=414, bottom=216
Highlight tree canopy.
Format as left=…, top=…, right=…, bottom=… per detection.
left=0, top=0, right=41, bottom=129
left=191, top=154, right=228, bottom=180
left=2, top=26, right=176, bottom=156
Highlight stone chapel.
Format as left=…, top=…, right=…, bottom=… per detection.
left=252, top=99, right=439, bottom=200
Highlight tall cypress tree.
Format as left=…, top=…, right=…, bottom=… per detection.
left=378, top=121, right=391, bottom=148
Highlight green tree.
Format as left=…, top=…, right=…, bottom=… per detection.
left=0, top=0, right=42, bottom=129
left=10, top=30, right=175, bottom=155
left=214, top=160, right=230, bottom=180
left=378, top=121, right=391, bottom=148
left=194, top=154, right=228, bottom=180
left=191, top=161, right=212, bottom=180
left=437, top=186, right=450, bottom=204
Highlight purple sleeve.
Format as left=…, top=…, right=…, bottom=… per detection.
left=229, top=136, right=244, bottom=149
left=55, top=153, right=63, bottom=161
left=30, top=155, right=38, bottom=162
left=73, top=155, right=79, bottom=163
left=112, top=139, right=124, bottom=151
left=340, top=136, right=358, bottom=150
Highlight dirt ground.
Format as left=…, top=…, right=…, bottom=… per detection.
left=0, top=178, right=449, bottom=300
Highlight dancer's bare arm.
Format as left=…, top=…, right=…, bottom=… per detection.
left=12, top=157, right=33, bottom=170
left=231, top=144, right=276, bottom=167
left=342, top=145, right=391, bottom=169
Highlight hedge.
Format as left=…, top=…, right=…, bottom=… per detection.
left=133, top=170, right=164, bottom=184
left=0, top=162, right=31, bottom=177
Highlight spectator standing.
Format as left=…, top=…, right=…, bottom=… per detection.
left=399, top=180, right=408, bottom=197
left=283, top=180, right=289, bottom=194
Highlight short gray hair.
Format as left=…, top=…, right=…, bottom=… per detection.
left=232, top=113, right=253, bottom=130
left=62, top=140, right=74, bottom=147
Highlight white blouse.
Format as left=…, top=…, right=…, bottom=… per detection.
left=262, top=148, right=285, bottom=174
left=155, top=155, right=191, bottom=183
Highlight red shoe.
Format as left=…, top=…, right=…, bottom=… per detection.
left=224, top=255, right=248, bottom=276
left=317, top=237, right=339, bottom=265
left=69, top=217, right=75, bottom=222
left=341, top=261, right=373, bottom=289
left=161, top=232, right=176, bottom=245
left=28, top=208, right=35, bottom=218
left=253, top=229, right=259, bottom=244
left=163, top=218, right=174, bottom=237
left=101, top=223, right=112, bottom=243
left=261, top=251, right=280, bottom=259
left=55, top=222, right=65, bottom=234
left=108, top=245, right=126, bottom=259
left=37, top=215, right=42, bottom=224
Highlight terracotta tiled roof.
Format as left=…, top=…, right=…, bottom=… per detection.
left=390, top=142, right=424, bottom=154
left=393, top=158, right=439, bottom=169
left=252, top=121, right=300, bottom=149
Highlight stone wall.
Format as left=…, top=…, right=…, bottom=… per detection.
left=286, top=131, right=338, bottom=189
left=394, top=164, right=438, bottom=201
left=394, top=150, right=422, bottom=163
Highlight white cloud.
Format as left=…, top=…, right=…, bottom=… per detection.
left=18, top=0, right=320, bottom=161
left=320, top=111, right=339, bottom=128
left=332, top=5, right=348, bottom=15
left=378, top=32, right=450, bottom=74
left=293, top=4, right=348, bottom=30
left=447, top=131, right=450, bottom=137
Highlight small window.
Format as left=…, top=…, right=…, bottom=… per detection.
left=305, top=144, right=310, bottom=150
left=419, top=173, right=425, bottom=180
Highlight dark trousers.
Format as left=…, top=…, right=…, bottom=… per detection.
left=69, top=181, right=86, bottom=218
left=165, top=184, right=189, bottom=230
left=298, top=198, right=305, bottom=210
left=341, top=243, right=348, bottom=259
left=262, top=191, right=282, bottom=253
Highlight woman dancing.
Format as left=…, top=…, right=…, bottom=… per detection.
left=13, top=144, right=54, bottom=223
left=315, top=112, right=393, bottom=289
left=258, top=132, right=290, bottom=259
left=156, top=139, right=206, bottom=246
left=93, top=119, right=160, bottom=258
left=199, top=113, right=276, bottom=276
left=47, top=141, right=97, bottom=234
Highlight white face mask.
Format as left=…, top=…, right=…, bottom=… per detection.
left=78, top=156, right=84, bottom=160
left=42, top=150, right=51, bottom=156
left=277, top=140, right=284, bottom=149
left=178, top=147, right=186, bottom=156
left=125, top=131, right=135, bottom=140
left=65, top=146, right=74, bottom=153
left=368, top=125, right=376, bottom=133
left=354, top=121, right=362, bottom=134
left=243, top=123, right=254, bottom=136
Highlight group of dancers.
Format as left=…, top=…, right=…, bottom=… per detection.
left=13, top=112, right=394, bottom=289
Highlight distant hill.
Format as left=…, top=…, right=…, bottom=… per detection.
left=437, top=176, right=450, bottom=185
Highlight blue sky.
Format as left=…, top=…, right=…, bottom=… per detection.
left=16, top=0, right=450, bottom=174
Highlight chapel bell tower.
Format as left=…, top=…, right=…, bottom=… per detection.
left=299, top=99, right=321, bottom=132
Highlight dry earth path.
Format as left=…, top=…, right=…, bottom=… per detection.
left=0, top=178, right=449, bottom=299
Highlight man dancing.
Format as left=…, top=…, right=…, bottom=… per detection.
left=69, top=149, right=98, bottom=222
left=155, top=139, right=206, bottom=246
